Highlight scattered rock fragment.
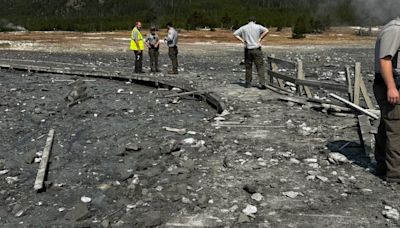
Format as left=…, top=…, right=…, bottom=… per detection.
left=197, top=194, right=208, bottom=208
left=238, top=213, right=250, bottom=223
left=316, top=176, right=329, bottom=182
left=243, top=184, right=258, bottom=194
left=251, top=193, right=264, bottom=202
left=163, top=126, right=186, bottom=135
left=0, top=170, right=9, bottom=175
left=298, top=123, right=318, bottom=136
left=81, top=196, right=92, bottom=203
left=181, top=138, right=197, bottom=145
left=64, top=79, right=88, bottom=103
left=328, top=152, right=350, bottom=164
left=282, top=191, right=303, bottom=199
left=382, top=206, right=399, bottom=221
left=229, top=205, right=239, bottom=212
left=125, top=143, right=142, bottom=152
left=160, top=139, right=180, bottom=154
left=242, top=204, right=257, bottom=217
left=5, top=176, right=18, bottom=184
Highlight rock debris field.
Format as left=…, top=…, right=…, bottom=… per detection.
left=0, top=42, right=400, bottom=228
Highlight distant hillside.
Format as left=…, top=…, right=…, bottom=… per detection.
left=0, top=0, right=397, bottom=31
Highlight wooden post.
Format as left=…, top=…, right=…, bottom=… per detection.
left=358, top=115, right=374, bottom=160
left=359, top=74, right=375, bottom=110
left=34, top=129, right=55, bottom=192
left=345, top=65, right=353, bottom=102
left=296, top=60, right=303, bottom=96
left=297, top=60, right=312, bottom=98
left=269, top=54, right=285, bottom=88
left=269, top=55, right=275, bottom=85
left=353, top=62, right=361, bottom=105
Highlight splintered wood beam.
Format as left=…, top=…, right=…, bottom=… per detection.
left=34, top=129, right=55, bottom=192
left=329, top=93, right=379, bottom=119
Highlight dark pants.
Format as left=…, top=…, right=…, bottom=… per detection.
left=134, top=50, right=143, bottom=73
left=245, top=48, right=265, bottom=86
left=168, top=46, right=178, bottom=72
left=149, top=48, right=159, bottom=72
left=374, top=83, right=400, bottom=178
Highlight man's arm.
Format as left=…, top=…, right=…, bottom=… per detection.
left=258, top=30, right=269, bottom=43
left=166, top=30, right=173, bottom=42
left=381, top=56, right=399, bottom=104
left=234, top=35, right=245, bottom=44
left=145, top=35, right=150, bottom=48
left=155, top=38, right=160, bottom=48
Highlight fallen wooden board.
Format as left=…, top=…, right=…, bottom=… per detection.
left=163, top=90, right=211, bottom=98
left=267, top=70, right=296, bottom=83
left=265, top=84, right=293, bottom=95
left=267, top=70, right=348, bottom=92
left=34, top=129, right=55, bottom=192
left=296, top=79, right=348, bottom=92
left=278, top=96, right=352, bottom=112
left=329, top=93, right=379, bottom=120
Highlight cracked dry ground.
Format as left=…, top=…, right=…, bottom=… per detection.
left=0, top=47, right=400, bottom=228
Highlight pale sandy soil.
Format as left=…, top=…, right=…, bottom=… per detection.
left=0, top=27, right=376, bottom=53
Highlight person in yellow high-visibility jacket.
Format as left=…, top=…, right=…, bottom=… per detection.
left=130, top=21, right=145, bottom=73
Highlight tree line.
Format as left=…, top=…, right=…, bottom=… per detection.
left=0, top=0, right=387, bottom=33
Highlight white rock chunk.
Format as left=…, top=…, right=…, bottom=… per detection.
left=81, top=196, right=92, bottom=203
left=242, top=204, right=257, bottom=217
left=382, top=206, right=399, bottom=220
left=251, top=193, right=264, bottom=202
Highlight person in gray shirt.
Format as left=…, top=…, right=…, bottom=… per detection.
left=373, top=17, right=400, bottom=182
left=146, top=26, right=160, bottom=73
left=165, top=22, right=179, bottom=74
left=234, top=16, right=269, bottom=89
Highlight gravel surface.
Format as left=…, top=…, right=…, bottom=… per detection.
left=1, top=41, right=399, bottom=227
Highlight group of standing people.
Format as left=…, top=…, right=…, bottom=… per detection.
left=130, top=21, right=179, bottom=74
left=129, top=16, right=400, bottom=183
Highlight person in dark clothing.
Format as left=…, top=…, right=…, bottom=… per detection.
left=146, top=26, right=160, bottom=73
left=165, top=22, right=179, bottom=74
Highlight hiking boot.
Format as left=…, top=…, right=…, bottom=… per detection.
left=258, top=84, right=267, bottom=90
left=168, top=70, right=178, bottom=75
left=373, top=162, right=387, bottom=177
left=244, top=82, right=251, bottom=88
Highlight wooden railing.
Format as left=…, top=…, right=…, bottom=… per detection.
left=267, top=55, right=374, bottom=110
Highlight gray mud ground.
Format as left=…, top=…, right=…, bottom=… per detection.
left=1, top=44, right=400, bottom=227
